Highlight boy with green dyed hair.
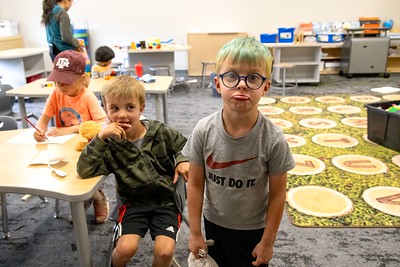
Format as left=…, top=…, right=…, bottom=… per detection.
left=183, top=37, right=295, bottom=266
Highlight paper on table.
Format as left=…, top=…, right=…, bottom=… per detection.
left=6, top=129, right=76, bottom=144
left=370, top=86, right=400, bottom=94
left=30, top=153, right=67, bottom=165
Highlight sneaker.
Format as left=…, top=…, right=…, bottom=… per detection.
left=93, top=190, right=109, bottom=224
left=69, top=198, right=93, bottom=224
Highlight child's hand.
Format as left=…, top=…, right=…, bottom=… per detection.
left=174, top=161, right=189, bottom=183
left=188, top=233, right=207, bottom=260
left=33, top=130, right=47, bottom=142
left=252, top=241, right=273, bottom=266
left=98, top=122, right=131, bottom=140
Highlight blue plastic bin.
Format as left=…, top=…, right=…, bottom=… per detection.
left=260, top=33, right=277, bottom=43
left=278, top=27, right=295, bottom=43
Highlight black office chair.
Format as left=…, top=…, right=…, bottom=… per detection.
left=0, top=115, right=18, bottom=131
left=0, top=76, right=38, bottom=121
left=106, top=175, right=189, bottom=267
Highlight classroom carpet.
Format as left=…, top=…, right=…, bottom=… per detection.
left=258, top=94, right=400, bottom=228
left=3, top=73, right=400, bottom=266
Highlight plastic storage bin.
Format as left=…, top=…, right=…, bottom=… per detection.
left=316, top=33, right=344, bottom=43
left=366, top=100, right=400, bottom=152
left=260, top=33, right=277, bottom=43
left=359, top=17, right=381, bottom=34
left=278, top=27, right=295, bottom=43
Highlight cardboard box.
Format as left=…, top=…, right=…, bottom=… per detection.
left=366, top=100, right=400, bottom=152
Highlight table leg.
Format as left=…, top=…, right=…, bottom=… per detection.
left=1, top=193, right=10, bottom=239
left=70, top=201, right=92, bottom=267
left=162, top=93, right=168, bottom=124
left=17, top=96, right=28, bottom=128
left=154, top=94, right=163, bottom=123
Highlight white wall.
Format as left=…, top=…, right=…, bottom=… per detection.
left=1, top=0, right=399, bottom=72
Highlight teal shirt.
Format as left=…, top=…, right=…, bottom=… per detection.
left=45, top=5, right=79, bottom=51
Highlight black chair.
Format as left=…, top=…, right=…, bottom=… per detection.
left=0, top=115, right=18, bottom=131
left=0, top=76, right=38, bottom=121
left=107, top=175, right=189, bottom=267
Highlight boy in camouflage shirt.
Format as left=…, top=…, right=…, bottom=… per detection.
left=77, top=75, right=189, bottom=267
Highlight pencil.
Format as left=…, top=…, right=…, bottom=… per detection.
left=24, top=117, right=48, bottom=141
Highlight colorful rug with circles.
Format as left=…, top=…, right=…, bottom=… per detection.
left=258, top=94, right=400, bottom=227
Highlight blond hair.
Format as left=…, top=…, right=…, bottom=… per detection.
left=101, top=75, right=146, bottom=107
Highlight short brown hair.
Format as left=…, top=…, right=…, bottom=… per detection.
left=101, top=75, right=146, bottom=107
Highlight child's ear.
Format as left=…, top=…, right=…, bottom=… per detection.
left=214, top=75, right=221, bottom=93
left=262, top=81, right=271, bottom=95
left=81, top=73, right=90, bottom=87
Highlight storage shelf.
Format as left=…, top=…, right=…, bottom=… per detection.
left=321, top=56, right=341, bottom=60
left=25, top=69, right=47, bottom=78
left=388, top=68, right=400, bottom=72
left=271, top=44, right=321, bottom=83
left=0, top=47, right=48, bottom=87
left=321, top=69, right=340, bottom=74
left=280, top=61, right=320, bottom=66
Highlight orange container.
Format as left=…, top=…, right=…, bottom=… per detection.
left=359, top=17, right=380, bottom=34
left=299, top=22, right=313, bottom=35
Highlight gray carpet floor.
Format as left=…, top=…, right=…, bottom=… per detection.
left=2, top=72, right=400, bottom=267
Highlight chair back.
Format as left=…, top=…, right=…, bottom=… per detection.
left=0, top=115, right=18, bottom=131
left=0, top=84, right=15, bottom=116
left=174, top=175, right=187, bottom=215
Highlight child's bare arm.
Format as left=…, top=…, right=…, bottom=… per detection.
left=187, top=162, right=207, bottom=259
left=47, top=125, right=80, bottom=136
left=252, top=172, right=287, bottom=266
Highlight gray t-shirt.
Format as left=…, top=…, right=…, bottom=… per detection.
left=182, top=110, right=295, bottom=230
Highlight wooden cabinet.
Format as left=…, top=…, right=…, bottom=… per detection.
left=266, top=43, right=321, bottom=83
left=187, top=32, right=247, bottom=76
left=0, top=35, right=23, bottom=51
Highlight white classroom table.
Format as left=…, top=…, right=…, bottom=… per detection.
left=0, top=47, right=48, bottom=87
left=0, top=129, right=107, bottom=267
left=121, top=44, right=190, bottom=85
left=6, top=76, right=173, bottom=128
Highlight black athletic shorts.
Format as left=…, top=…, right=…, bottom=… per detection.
left=119, top=203, right=182, bottom=241
left=204, top=217, right=268, bottom=267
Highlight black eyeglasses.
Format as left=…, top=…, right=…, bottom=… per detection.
left=218, top=71, right=267, bottom=90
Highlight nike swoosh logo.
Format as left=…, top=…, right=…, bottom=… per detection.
left=206, top=153, right=257, bottom=169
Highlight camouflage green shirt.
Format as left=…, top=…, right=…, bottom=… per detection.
left=77, top=119, right=188, bottom=206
